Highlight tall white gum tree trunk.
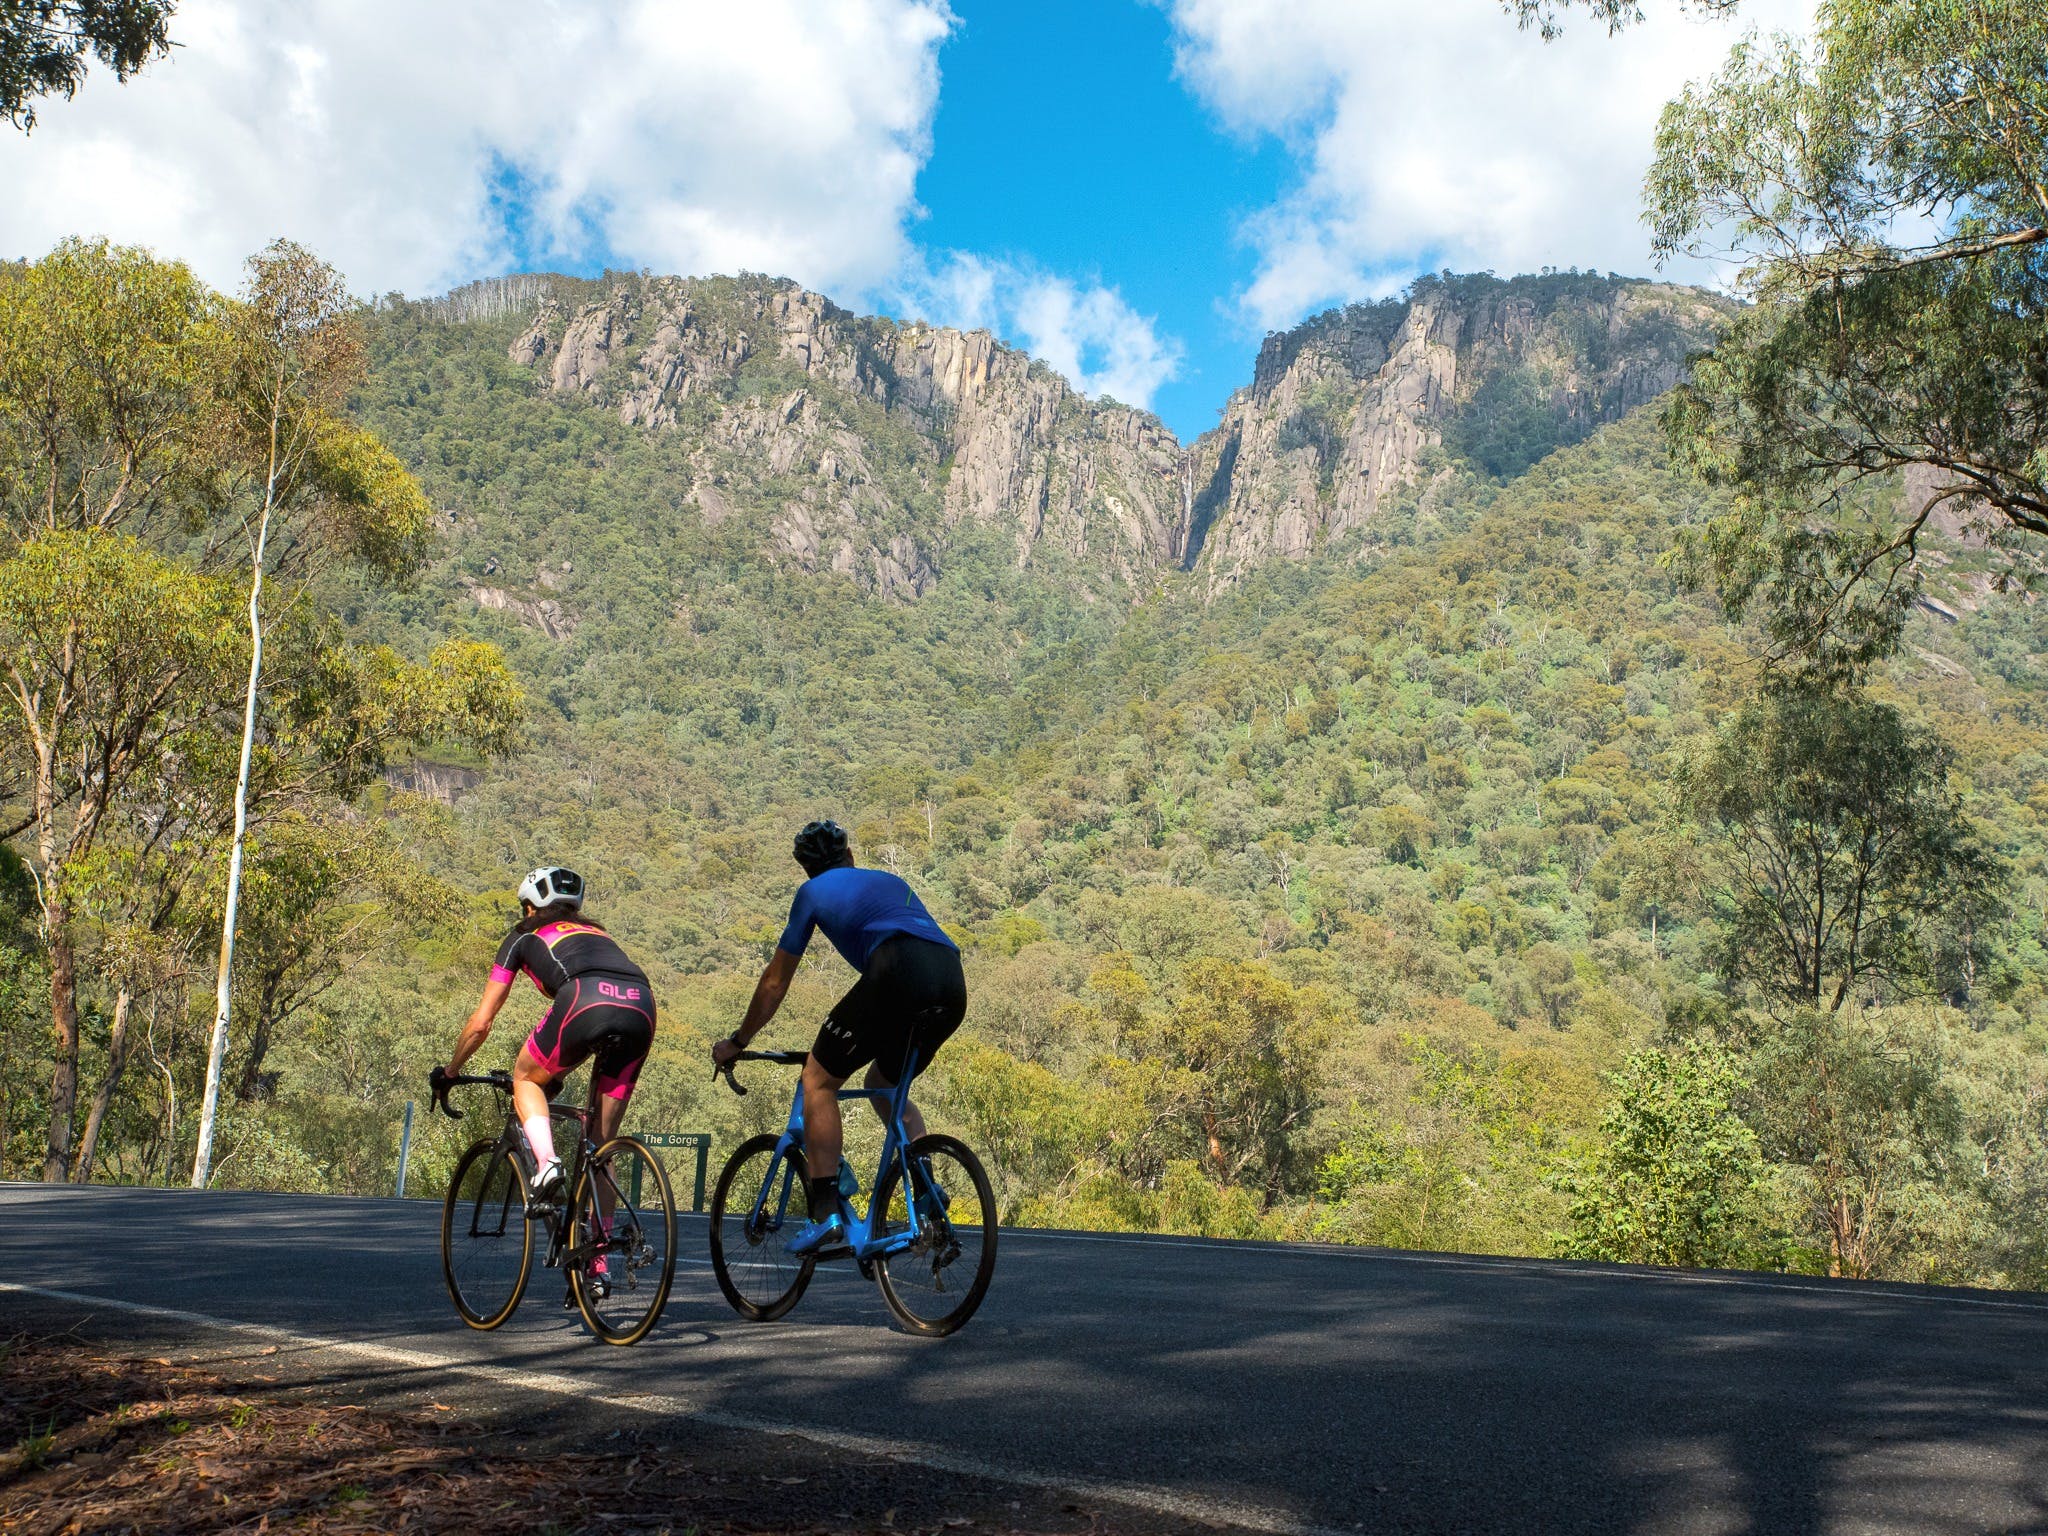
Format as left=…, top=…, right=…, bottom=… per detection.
left=191, top=384, right=282, bottom=1189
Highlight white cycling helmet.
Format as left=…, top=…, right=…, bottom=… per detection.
left=517, top=866, right=584, bottom=910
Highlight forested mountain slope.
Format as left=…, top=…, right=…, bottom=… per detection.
left=22, top=259, right=2042, bottom=1286
left=277, top=272, right=2048, bottom=1285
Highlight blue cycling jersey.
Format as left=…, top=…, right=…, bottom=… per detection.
left=776, top=867, right=957, bottom=971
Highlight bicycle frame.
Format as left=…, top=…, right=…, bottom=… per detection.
left=466, top=1093, right=630, bottom=1274
left=747, top=1051, right=936, bottom=1261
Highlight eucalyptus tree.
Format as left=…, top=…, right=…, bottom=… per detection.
left=0, top=238, right=218, bottom=542
left=0, top=0, right=174, bottom=130
left=0, top=240, right=519, bottom=1183
left=1679, top=688, right=2003, bottom=1014
left=1733, top=1004, right=1965, bottom=1278
left=1648, top=0, right=2048, bottom=677
left=188, top=240, right=438, bottom=1189
left=1503, top=0, right=1735, bottom=39
left=0, top=530, right=239, bottom=1180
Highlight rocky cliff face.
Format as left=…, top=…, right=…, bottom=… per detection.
left=1183, top=274, right=1731, bottom=585
left=502, top=276, right=1188, bottom=596
left=478, top=270, right=1726, bottom=601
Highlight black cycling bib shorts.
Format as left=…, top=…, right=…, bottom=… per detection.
left=809, top=935, right=966, bottom=1083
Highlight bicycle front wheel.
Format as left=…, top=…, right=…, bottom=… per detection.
left=569, top=1135, right=678, bottom=1346
left=708, top=1133, right=815, bottom=1321
left=441, top=1139, right=534, bottom=1329
left=872, top=1133, right=998, bottom=1337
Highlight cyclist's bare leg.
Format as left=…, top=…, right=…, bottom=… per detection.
left=594, top=1091, right=629, bottom=1144
left=862, top=1064, right=925, bottom=1143
left=584, top=1091, right=633, bottom=1271
left=511, top=1045, right=560, bottom=1169
left=801, top=1053, right=847, bottom=1199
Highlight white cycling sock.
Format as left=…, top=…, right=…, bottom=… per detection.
left=523, top=1113, right=557, bottom=1174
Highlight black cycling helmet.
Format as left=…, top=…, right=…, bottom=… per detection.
left=792, top=819, right=851, bottom=876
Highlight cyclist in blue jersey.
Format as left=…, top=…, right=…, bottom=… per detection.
left=712, top=819, right=966, bottom=1254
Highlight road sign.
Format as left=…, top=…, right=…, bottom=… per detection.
left=633, top=1131, right=711, bottom=1211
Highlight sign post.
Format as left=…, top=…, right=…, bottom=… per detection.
left=637, top=1132, right=712, bottom=1211
left=394, top=1100, right=416, bottom=1199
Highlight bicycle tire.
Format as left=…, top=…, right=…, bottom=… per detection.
left=569, top=1135, right=678, bottom=1346
left=872, top=1133, right=998, bottom=1337
left=708, top=1133, right=816, bottom=1321
left=441, top=1139, right=534, bottom=1329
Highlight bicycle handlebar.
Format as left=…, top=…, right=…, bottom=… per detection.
left=712, top=1048, right=808, bottom=1097
left=429, top=1067, right=512, bottom=1120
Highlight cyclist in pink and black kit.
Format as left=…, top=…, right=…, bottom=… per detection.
left=439, top=867, right=656, bottom=1210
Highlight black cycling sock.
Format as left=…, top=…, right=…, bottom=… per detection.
left=807, top=1176, right=839, bottom=1222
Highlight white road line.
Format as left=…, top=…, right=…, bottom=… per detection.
left=0, top=1280, right=1357, bottom=1536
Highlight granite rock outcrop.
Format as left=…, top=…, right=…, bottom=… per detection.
left=502, top=276, right=1188, bottom=594
left=481, top=270, right=1728, bottom=600
left=1185, top=275, right=1730, bottom=585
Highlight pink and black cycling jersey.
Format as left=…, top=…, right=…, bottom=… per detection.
left=491, top=921, right=650, bottom=999
left=494, top=919, right=656, bottom=1102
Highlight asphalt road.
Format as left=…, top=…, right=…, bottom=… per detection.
left=3, top=1183, right=2046, bottom=1535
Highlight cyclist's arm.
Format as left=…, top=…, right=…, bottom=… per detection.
left=447, top=975, right=514, bottom=1074
left=730, top=948, right=800, bottom=1047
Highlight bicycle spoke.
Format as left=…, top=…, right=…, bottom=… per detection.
left=441, top=1142, right=534, bottom=1329
left=570, top=1139, right=677, bottom=1345
left=710, top=1136, right=815, bottom=1321
left=873, top=1135, right=997, bottom=1337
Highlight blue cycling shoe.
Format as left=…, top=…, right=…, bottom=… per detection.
left=912, top=1159, right=951, bottom=1222
left=784, top=1210, right=846, bottom=1256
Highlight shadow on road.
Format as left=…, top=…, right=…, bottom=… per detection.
left=7, top=1184, right=2048, bottom=1534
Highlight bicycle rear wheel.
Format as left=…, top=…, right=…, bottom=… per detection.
left=441, top=1139, right=534, bottom=1329
left=708, top=1134, right=815, bottom=1321
left=568, top=1135, right=678, bottom=1346
left=872, top=1133, right=997, bottom=1337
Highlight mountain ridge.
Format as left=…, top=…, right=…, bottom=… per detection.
left=395, top=266, right=1730, bottom=611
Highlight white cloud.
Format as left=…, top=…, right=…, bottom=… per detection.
left=0, top=0, right=954, bottom=299
left=900, top=254, right=1185, bottom=410
left=1161, top=0, right=1816, bottom=330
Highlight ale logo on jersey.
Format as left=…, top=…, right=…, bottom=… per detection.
left=598, top=980, right=642, bottom=1002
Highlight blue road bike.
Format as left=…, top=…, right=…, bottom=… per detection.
left=707, top=1049, right=997, bottom=1336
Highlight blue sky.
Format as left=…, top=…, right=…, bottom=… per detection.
left=0, top=0, right=1811, bottom=442
left=913, top=0, right=1289, bottom=437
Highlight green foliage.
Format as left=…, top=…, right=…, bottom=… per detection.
left=1680, top=687, right=2003, bottom=1012
left=0, top=1, right=174, bottom=130
left=1503, top=0, right=1736, bottom=42
left=1730, top=1005, right=1969, bottom=1280
left=1444, top=367, right=1575, bottom=480
left=1316, top=1033, right=1560, bottom=1253
left=1652, top=0, right=2048, bottom=680
left=0, top=243, right=517, bottom=1183
left=1089, top=955, right=1342, bottom=1198
left=0, top=238, right=218, bottom=541
left=0, top=531, right=242, bottom=843
left=1555, top=1037, right=1769, bottom=1268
